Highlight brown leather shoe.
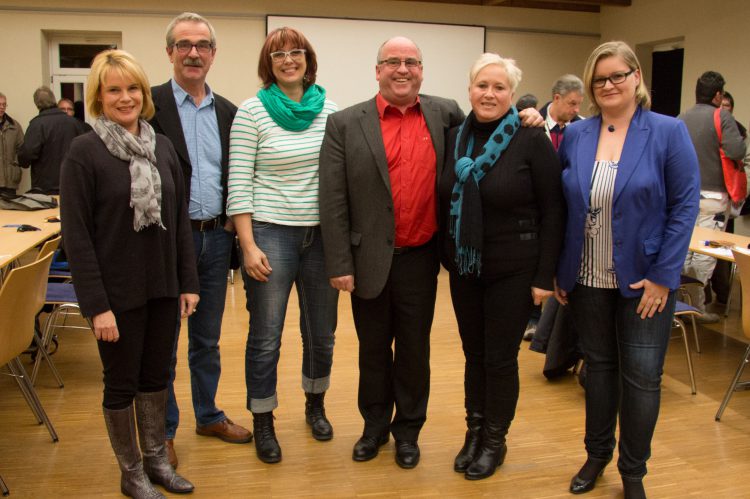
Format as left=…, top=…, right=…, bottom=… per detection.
left=196, top=418, right=253, bottom=444
left=166, top=438, right=178, bottom=469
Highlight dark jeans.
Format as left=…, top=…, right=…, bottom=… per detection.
left=166, top=227, right=234, bottom=438
left=351, top=242, right=439, bottom=441
left=568, top=285, right=676, bottom=479
left=449, top=270, right=533, bottom=422
left=98, top=298, right=178, bottom=410
left=242, top=222, right=338, bottom=413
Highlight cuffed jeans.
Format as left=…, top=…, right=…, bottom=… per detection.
left=166, top=227, right=234, bottom=438
left=242, top=222, right=337, bottom=414
left=568, top=285, right=676, bottom=480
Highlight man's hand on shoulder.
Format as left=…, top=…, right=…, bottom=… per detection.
left=519, top=107, right=544, bottom=128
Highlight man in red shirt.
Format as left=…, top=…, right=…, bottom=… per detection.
left=320, top=36, right=539, bottom=469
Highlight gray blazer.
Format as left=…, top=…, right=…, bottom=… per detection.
left=319, top=94, right=464, bottom=299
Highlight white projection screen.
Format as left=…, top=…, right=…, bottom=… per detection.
left=267, top=16, right=486, bottom=112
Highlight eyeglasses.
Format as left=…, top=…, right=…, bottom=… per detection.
left=591, top=69, right=635, bottom=88
left=173, top=40, right=214, bottom=55
left=270, top=49, right=306, bottom=63
left=378, top=58, right=422, bottom=69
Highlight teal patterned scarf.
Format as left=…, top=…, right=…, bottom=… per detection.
left=449, top=108, right=520, bottom=275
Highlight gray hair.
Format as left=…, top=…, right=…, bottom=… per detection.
left=376, top=36, right=423, bottom=63
left=469, top=53, right=522, bottom=92
left=551, top=74, right=584, bottom=98
left=33, top=86, right=57, bottom=111
left=165, top=12, right=216, bottom=48
left=0, top=92, right=6, bottom=100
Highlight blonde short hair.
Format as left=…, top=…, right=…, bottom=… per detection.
left=582, top=41, right=650, bottom=115
left=86, top=49, right=154, bottom=120
left=469, top=53, right=522, bottom=92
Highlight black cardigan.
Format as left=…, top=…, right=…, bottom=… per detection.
left=439, top=121, right=565, bottom=289
left=60, top=131, right=199, bottom=317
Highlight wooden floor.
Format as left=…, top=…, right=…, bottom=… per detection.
left=1, top=269, right=749, bottom=498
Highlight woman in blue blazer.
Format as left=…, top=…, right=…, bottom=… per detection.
left=555, top=41, right=699, bottom=499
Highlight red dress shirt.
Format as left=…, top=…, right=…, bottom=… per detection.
left=376, top=93, right=437, bottom=247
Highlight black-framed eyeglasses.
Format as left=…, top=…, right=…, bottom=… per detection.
left=591, top=69, right=635, bottom=88
left=378, top=58, right=422, bottom=69
left=173, top=40, right=214, bottom=55
left=270, top=49, right=306, bottom=63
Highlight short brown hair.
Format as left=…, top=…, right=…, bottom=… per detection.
left=257, top=27, right=318, bottom=89
left=86, top=49, right=155, bottom=121
left=582, top=40, right=650, bottom=115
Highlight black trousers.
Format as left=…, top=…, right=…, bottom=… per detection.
left=350, top=243, right=439, bottom=441
left=97, top=297, right=178, bottom=410
left=448, top=269, right=534, bottom=423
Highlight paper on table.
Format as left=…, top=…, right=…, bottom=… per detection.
left=699, top=241, right=735, bottom=259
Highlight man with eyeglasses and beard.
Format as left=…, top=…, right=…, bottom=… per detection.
left=150, top=12, right=251, bottom=469
left=319, top=36, right=542, bottom=469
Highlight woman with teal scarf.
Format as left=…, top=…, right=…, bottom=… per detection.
left=227, top=27, right=338, bottom=464
left=438, top=53, right=564, bottom=480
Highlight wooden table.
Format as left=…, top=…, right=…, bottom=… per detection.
left=689, top=225, right=750, bottom=262
left=688, top=225, right=750, bottom=316
left=0, top=206, right=61, bottom=269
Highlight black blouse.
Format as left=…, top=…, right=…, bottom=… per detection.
left=439, top=114, right=565, bottom=289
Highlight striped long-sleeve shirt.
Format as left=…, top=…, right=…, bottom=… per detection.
left=226, top=96, right=337, bottom=225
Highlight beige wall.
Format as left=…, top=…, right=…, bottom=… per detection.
left=0, top=0, right=599, bottom=124
left=600, top=0, right=750, bottom=123
left=0, top=0, right=601, bottom=191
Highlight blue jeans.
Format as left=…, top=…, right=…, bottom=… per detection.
left=568, top=285, right=676, bottom=480
left=166, top=227, right=234, bottom=438
left=241, top=222, right=338, bottom=414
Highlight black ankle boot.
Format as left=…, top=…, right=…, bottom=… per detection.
left=252, top=412, right=281, bottom=464
left=464, top=419, right=509, bottom=480
left=454, top=411, right=483, bottom=472
left=569, top=457, right=612, bottom=494
left=622, top=478, right=646, bottom=499
left=305, top=392, right=333, bottom=441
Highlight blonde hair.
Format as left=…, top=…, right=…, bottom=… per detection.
left=86, top=49, right=154, bottom=120
left=582, top=40, right=650, bottom=115
left=469, top=53, right=522, bottom=92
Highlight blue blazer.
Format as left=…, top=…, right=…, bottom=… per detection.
left=556, top=106, right=700, bottom=298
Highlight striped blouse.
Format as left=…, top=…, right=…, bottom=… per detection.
left=226, top=96, right=338, bottom=226
left=577, top=160, right=619, bottom=288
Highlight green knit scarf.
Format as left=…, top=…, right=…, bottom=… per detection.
left=257, top=83, right=326, bottom=131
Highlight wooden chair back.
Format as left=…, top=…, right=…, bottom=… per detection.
left=36, top=236, right=61, bottom=262
left=730, top=249, right=750, bottom=341
left=0, top=252, right=54, bottom=366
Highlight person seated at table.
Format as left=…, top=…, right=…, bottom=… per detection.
left=60, top=49, right=198, bottom=497
left=555, top=41, right=700, bottom=499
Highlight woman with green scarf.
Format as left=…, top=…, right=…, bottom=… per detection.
left=226, top=27, right=338, bottom=465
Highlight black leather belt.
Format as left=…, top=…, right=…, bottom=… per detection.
left=393, top=238, right=434, bottom=255
left=190, top=217, right=221, bottom=232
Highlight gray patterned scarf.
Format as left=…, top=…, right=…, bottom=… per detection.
left=93, top=117, right=165, bottom=231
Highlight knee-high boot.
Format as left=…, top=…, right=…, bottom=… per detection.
left=464, top=418, right=509, bottom=480
left=454, top=411, right=483, bottom=472
left=103, top=404, right=164, bottom=499
left=135, top=390, right=194, bottom=494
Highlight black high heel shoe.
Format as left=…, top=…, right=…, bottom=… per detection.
left=569, top=457, right=612, bottom=494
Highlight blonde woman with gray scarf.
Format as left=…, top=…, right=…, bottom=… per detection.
left=60, top=50, right=199, bottom=498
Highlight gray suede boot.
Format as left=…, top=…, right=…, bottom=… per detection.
left=135, top=390, right=194, bottom=494
left=103, top=404, right=164, bottom=499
